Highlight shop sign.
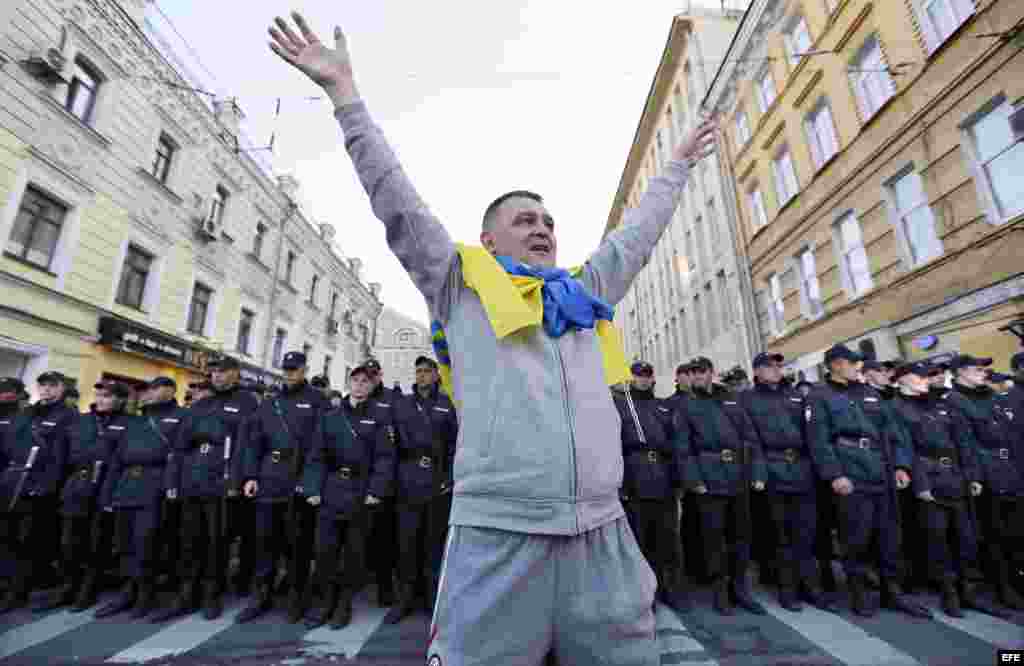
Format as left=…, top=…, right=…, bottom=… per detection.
left=98, top=317, right=205, bottom=371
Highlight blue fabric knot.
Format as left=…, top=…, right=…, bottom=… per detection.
left=495, top=256, right=615, bottom=338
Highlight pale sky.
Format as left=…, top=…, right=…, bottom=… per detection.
left=155, top=0, right=737, bottom=326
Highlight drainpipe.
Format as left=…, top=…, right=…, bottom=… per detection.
left=260, top=199, right=299, bottom=375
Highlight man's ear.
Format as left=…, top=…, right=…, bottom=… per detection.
left=480, top=231, right=495, bottom=254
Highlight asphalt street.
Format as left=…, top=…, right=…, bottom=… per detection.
left=0, top=580, right=1022, bottom=666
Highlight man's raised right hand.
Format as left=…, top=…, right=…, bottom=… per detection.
left=268, top=11, right=359, bottom=107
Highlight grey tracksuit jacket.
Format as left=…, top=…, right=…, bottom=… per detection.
left=337, top=102, right=691, bottom=536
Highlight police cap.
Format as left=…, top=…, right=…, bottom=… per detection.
left=147, top=376, right=177, bottom=391
left=675, top=362, right=692, bottom=375
left=752, top=352, right=785, bottom=368
left=36, top=371, right=65, bottom=385
left=949, top=354, right=992, bottom=372
left=630, top=361, right=654, bottom=376
left=350, top=365, right=372, bottom=379
left=310, top=374, right=329, bottom=388
left=281, top=351, right=306, bottom=370
left=208, top=355, right=240, bottom=371
left=363, top=358, right=382, bottom=372
left=94, top=381, right=131, bottom=399
left=892, top=361, right=932, bottom=381
left=691, top=357, right=713, bottom=371
left=0, top=377, right=25, bottom=395
left=414, top=355, right=438, bottom=369
left=823, top=344, right=862, bottom=365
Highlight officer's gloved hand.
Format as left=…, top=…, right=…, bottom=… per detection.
left=752, top=481, right=765, bottom=492
left=294, top=484, right=304, bottom=495
left=307, top=495, right=321, bottom=506
left=166, top=488, right=178, bottom=500
left=916, top=490, right=936, bottom=502
left=894, top=469, right=911, bottom=490
left=969, top=482, right=983, bottom=497
left=365, top=494, right=381, bottom=506
left=831, top=476, right=854, bottom=496
left=692, top=483, right=708, bottom=495
left=243, top=480, right=259, bottom=498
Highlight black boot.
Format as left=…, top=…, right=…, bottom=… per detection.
left=0, top=578, right=29, bottom=614
left=237, top=584, right=273, bottom=623
left=202, top=580, right=222, bottom=620
left=330, top=587, right=353, bottom=629
left=71, top=570, right=99, bottom=613
left=864, top=568, right=881, bottom=590
left=996, top=561, right=1024, bottom=611
left=377, top=576, right=394, bottom=607
left=959, top=580, right=1008, bottom=618
left=778, top=566, right=802, bottom=612
left=849, top=575, right=875, bottom=617
left=801, top=578, right=839, bottom=613
left=34, top=577, right=80, bottom=612
left=941, top=581, right=963, bottom=618
left=662, top=569, right=693, bottom=614
left=882, top=581, right=932, bottom=619
left=731, top=576, right=767, bottom=615
left=95, top=581, right=137, bottom=618
left=287, top=581, right=311, bottom=624
left=820, top=560, right=837, bottom=594
left=131, top=578, right=156, bottom=619
left=386, top=582, right=418, bottom=624
left=305, top=584, right=339, bottom=629
left=150, top=580, right=197, bottom=623
left=713, top=577, right=733, bottom=616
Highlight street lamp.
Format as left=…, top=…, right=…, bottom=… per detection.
left=998, top=319, right=1024, bottom=347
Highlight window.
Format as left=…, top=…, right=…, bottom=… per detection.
left=324, top=355, right=332, bottom=378
left=116, top=245, right=153, bottom=310
left=151, top=133, right=176, bottom=184
left=772, top=148, right=800, bottom=207
left=850, top=36, right=895, bottom=121
left=757, top=67, right=778, bottom=113
left=835, top=212, right=873, bottom=296
left=65, top=56, right=101, bottom=124
left=272, top=328, right=287, bottom=368
left=209, top=185, right=229, bottom=225
left=187, top=283, right=213, bottom=335
left=784, top=17, right=813, bottom=66
left=918, top=0, right=975, bottom=51
left=748, top=187, right=769, bottom=228
left=964, top=97, right=1024, bottom=222
left=253, top=223, right=266, bottom=259
left=805, top=101, right=840, bottom=170
left=285, top=251, right=296, bottom=284
left=735, top=110, right=752, bottom=147
left=769, top=273, right=785, bottom=334
left=6, top=186, right=67, bottom=270
left=309, top=274, right=320, bottom=304
left=330, top=292, right=339, bottom=317
left=237, top=309, right=255, bottom=355
left=888, top=168, right=942, bottom=265
left=797, top=247, right=824, bottom=318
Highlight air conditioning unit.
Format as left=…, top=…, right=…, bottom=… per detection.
left=22, top=48, right=67, bottom=84
left=1010, top=105, right=1024, bottom=143
left=194, top=215, right=219, bottom=241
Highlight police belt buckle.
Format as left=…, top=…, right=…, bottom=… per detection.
left=938, top=456, right=953, bottom=467
left=271, top=450, right=282, bottom=464
left=647, top=450, right=659, bottom=463
left=720, top=449, right=735, bottom=463
left=783, top=448, right=798, bottom=464
left=337, top=467, right=352, bottom=480
left=419, top=456, right=433, bottom=469
left=199, top=442, right=211, bottom=455
left=859, top=438, right=872, bottom=449
left=127, top=465, right=143, bottom=479
left=78, top=467, right=90, bottom=480
left=997, top=448, right=1010, bottom=460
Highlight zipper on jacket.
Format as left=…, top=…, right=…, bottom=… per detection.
left=550, top=336, right=579, bottom=533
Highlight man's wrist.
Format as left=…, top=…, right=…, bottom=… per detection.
left=325, top=81, right=361, bottom=109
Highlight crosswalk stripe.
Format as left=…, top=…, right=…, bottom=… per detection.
left=300, top=590, right=390, bottom=659
left=105, top=603, right=245, bottom=663
left=0, top=610, right=96, bottom=659
left=655, top=604, right=719, bottom=665
left=931, top=611, right=1024, bottom=649
left=754, top=591, right=922, bottom=666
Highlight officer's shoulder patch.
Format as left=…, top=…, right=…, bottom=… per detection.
left=432, top=406, right=450, bottom=413
left=724, top=401, right=738, bottom=406
left=360, top=419, right=376, bottom=425
left=938, top=410, right=948, bottom=416
left=657, top=406, right=670, bottom=412
left=0, top=420, right=9, bottom=425
left=161, top=418, right=180, bottom=424
left=109, top=425, right=125, bottom=431
left=864, top=397, right=879, bottom=403
left=376, top=402, right=391, bottom=408
left=789, top=397, right=803, bottom=403
left=42, top=421, right=57, bottom=427
left=223, top=406, right=240, bottom=413
left=296, top=403, right=311, bottom=409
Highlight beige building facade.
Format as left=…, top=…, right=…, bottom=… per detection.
left=0, top=0, right=381, bottom=404
left=371, top=306, right=433, bottom=394
left=706, top=0, right=1024, bottom=379
left=603, top=5, right=756, bottom=397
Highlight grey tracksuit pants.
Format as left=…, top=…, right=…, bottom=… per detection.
left=427, top=516, right=659, bottom=666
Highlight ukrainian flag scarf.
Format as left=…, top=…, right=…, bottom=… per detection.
left=431, top=244, right=631, bottom=400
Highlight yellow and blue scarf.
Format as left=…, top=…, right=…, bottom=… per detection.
left=431, top=244, right=630, bottom=400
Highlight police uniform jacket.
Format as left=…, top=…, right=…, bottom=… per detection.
left=1005, top=383, right=1024, bottom=469
left=0, top=400, right=75, bottom=509
left=613, top=387, right=683, bottom=500
left=947, top=383, right=1021, bottom=496
left=806, top=378, right=912, bottom=494
left=140, top=400, right=187, bottom=495
left=59, top=408, right=124, bottom=517
left=241, top=381, right=326, bottom=503
left=890, top=393, right=979, bottom=501
left=169, top=385, right=259, bottom=499
left=303, top=398, right=396, bottom=519
left=678, top=384, right=764, bottom=496
left=100, top=415, right=171, bottom=509
left=0, top=402, right=19, bottom=446
left=394, top=383, right=457, bottom=505
left=739, top=382, right=824, bottom=495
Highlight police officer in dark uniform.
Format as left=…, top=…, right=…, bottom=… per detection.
left=93, top=381, right=173, bottom=619
left=304, top=364, right=395, bottom=629
left=806, top=344, right=931, bottom=618
left=946, top=354, right=1024, bottom=611
left=156, top=356, right=259, bottom=622
left=0, top=379, right=22, bottom=591
left=138, top=377, right=187, bottom=598
left=389, top=356, right=457, bottom=623
left=311, top=375, right=331, bottom=397
left=361, top=358, right=400, bottom=607
left=888, top=361, right=1004, bottom=618
left=667, top=362, right=703, bottom=584
left=740, top=353, right=835, bottom=612
left=238, top=351, right=325, bottom=624
left=0, top=371, right=76, bottom=612
left=615, top=360, right=691, bottom=614
left=863, top=360, right=897, bottom=400
left=678, top=357, right=766, bottom=615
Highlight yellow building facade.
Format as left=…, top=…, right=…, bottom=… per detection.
left=706, top=0, right=1024, bottom=378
